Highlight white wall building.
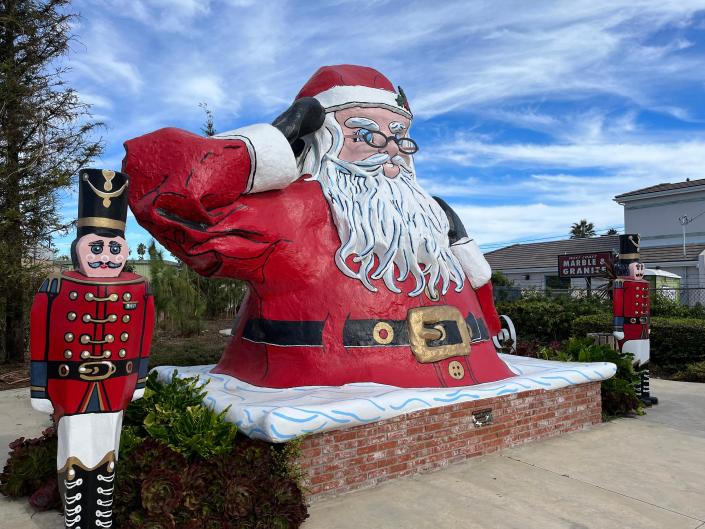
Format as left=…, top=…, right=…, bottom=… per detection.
left=615, top=178, right=705, bottom=248
left=615, top=178, right=705, bottom=293
left=486, top=178, right=705, bottom=304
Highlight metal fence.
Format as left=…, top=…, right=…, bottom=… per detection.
left=675, top=287, right=705, bottom=307
left=494, top=285, right=705, bottom=307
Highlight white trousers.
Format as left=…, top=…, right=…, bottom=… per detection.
left=56, top=411, right=123, bottom=471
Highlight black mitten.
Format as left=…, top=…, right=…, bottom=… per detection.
left=272, top=97, right=326, bottom=157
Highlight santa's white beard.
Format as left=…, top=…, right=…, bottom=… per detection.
left=316, top=151, right=466, bottom=298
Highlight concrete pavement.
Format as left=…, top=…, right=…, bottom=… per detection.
left=1, top=379, right=704, bottom=529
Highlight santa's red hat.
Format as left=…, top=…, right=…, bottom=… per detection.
left=295, top=64, right=412, bottom=118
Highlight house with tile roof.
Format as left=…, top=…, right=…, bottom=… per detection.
left=486, top=178, right=705, bottom=304
left=614, top=177, right=705, bottom=248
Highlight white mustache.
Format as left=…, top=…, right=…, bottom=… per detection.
left=355, top=153, right=390, bottom=167
left=327, top=153, right=412, bottom=175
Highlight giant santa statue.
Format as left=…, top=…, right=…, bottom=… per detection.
left=124, top=64, right=515, bottom=388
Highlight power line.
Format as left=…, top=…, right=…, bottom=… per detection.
left=479, top=225, right=624, bottom=251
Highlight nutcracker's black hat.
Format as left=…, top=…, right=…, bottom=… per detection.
left=76, top=168, right=129, bottom=238
left=615, top=233, right=642, bottom=277
left=617, top=233, right=641, bottom=265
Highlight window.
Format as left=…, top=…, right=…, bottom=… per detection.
left=545, top=275, right=570, bottom=289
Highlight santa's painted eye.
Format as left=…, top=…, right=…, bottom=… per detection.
left=354, top=128, right=370, bottom=142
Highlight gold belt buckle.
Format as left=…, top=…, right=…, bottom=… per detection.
left=78, top=361, right=116, bottom=381
left=407, top=305, right=472, bottom=363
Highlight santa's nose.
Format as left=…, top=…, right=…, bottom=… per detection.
left=379, top=140, right=399, bottom=159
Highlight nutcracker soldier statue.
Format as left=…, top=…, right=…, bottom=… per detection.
left=29, top=168, right=155, bottom=528
left=612, top=233, right=657, bottom=406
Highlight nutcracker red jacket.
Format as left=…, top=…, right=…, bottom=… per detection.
left=29, top=271, right=154, bottom=418
left=123, top=124, right=514, bottom=388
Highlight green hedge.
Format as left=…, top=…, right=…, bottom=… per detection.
left=497, top=296, right=609, bottom=343
left=572, top=314, right=705, bottom=370
left=650, top=293, right=705, bottom=319
left=537, top=337, right=642, bottom=418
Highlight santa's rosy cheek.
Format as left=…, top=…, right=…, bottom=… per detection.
left=85, top=254, right=95, bottom=262
left=115, top=255, right=124, bottom=263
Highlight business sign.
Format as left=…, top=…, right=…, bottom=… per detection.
left=558, top=252, right=612, bottom=278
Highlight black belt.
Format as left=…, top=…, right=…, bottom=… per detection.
left=47, top=359, right=139, bottom=381
left=242, top=314, right=490, bottom=348
left=243, top=319, right=325, bottom=346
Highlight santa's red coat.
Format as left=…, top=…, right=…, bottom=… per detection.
left=124, top=126, right=514, bottom=388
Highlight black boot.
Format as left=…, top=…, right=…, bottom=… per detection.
left=640, top=370, right=658, bottom=406
left=60, top=455, right=116, bottom=528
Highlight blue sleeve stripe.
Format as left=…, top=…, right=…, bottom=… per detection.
left=138, top=359, right=150, bottom=378
left=30, top=361, right=48, bottom=387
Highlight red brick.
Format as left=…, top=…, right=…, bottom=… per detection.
left=301, top=382, right=603, bottom=503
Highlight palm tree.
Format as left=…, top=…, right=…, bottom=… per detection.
left=570, top=219, right=596, bottom=239
left=606, top=228, right=618, bottom=235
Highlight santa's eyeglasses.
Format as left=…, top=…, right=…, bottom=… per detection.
left=345, top=130, right=419, bottom=154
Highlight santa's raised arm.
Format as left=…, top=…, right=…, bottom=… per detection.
left=124, top=64, right=514, bottom=388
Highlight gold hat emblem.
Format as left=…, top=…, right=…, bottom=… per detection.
left=628, top=234, right=640, bottom=251
left=102, top=169, right=115, bottom=191
left=83, top=170, right=128, bottom=208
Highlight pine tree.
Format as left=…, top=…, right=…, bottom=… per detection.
left=0, top=1, right=103, bottom=362
left=198, top=101, right=216, bottom=137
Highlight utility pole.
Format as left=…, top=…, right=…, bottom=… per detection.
left=679, top=215, right=689, bottom=257
left=680, top=208, right=705, bottom=258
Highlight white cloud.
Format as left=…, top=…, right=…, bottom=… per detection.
left=164, top=74, right=229, bottom=110
left=57, top=0, right=705, bottom=256
left=79, top=92, right=114, bottom=110
left=433, top=139, right=705, bottom=180
left=454, top=199, right=624, bottom=248
left=69, top=21, right=143, bottom=94
left=107, top=0, right=211, bottom=32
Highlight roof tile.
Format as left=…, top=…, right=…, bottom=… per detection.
left=615, top=178, right=705, bottom=200
left=485, top=236, right=705, bottom=270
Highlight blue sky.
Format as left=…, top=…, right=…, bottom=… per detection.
left=53, top=0, right=705, bottom=256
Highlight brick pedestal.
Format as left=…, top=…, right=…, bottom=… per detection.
left=298, top=381, right=602, bottom=501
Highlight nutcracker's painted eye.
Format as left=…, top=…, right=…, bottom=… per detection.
left=90, top=242, right=103, bottom=254
left=109, top=242, right=122, bottom=255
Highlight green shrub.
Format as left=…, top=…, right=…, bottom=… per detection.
left=648, top=317, right=705, bottom=371
left=571, top=313, right=612, bottom=337
left=124, top=372, right=238, bottom=460
left=650, top=293, right=705, bottom=319
left=149, top=242, right=206, bottom=337
left=572, top=314, right=705, bottom=372
left=491, top=271, right=514, bottom=287
left=497, top=295, right=609, bottom=343
left=148, top=341, right=224, bottom=369
left=1, top=375, right=309, bottom=528
left=672, top=361, right=705, bottom=383
left=538, top=337, right=642, bottom=418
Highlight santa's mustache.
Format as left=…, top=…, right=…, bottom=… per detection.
left=327, top=152, right=412, bottom=175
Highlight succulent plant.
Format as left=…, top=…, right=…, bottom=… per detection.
left=2, top=376, right=309, bottom=528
